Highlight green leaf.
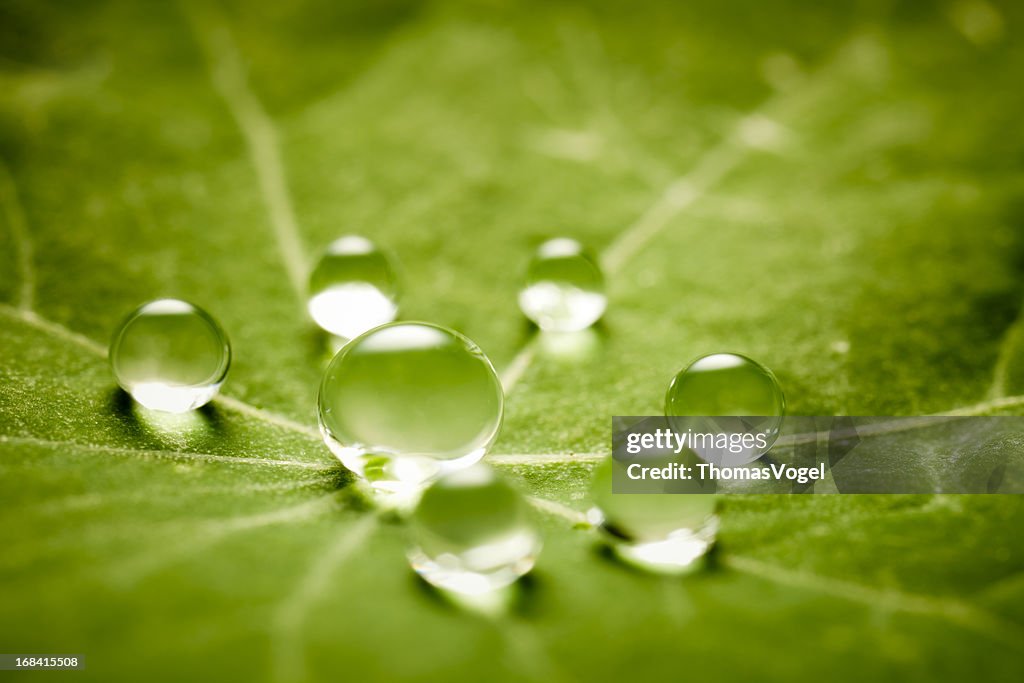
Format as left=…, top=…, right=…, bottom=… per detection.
left=2, top=1, right=1024, bottom=681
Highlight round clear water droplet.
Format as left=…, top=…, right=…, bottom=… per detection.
left=590, top=457, right=719, bottom=574
left=307, top=235, right=399, bottom=339
left=665, top=352, right=785, bottom=466
left=109, top=299, right=231, bottom=413
left=409, top=463, right=541, bottom=595
left=317, top=322, right=503, bottom=498
left=518, top=237, right=606, bottom=332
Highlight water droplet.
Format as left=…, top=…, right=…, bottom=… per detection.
left=307, top=235, right=399, bottom=339
left=109, top=299, right=231, bottom=413
left=317, top=322, right=503, bottom=498
left=518, top=238, right=606, bottom=332
left=409, top=463, right=541, bottom=594
left=665, top=353, right=785, bottom=466
left=590, top=457, right=718, bottom=574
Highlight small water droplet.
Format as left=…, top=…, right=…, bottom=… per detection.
left=590, top=457, right=718, bottom=575
left=307, top=235, right=399, bottom=340
left=665, top=352, right=785, bottom=466
left=409, top=463, right=541, bottom=594
left=109, top=299, right=231, bottom=413
left=518, top=238, right=606, bottom=332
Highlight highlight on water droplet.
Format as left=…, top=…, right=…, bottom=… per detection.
left=408, top=463, right=541, bottom=595
left=665, top=352, right=785, bottom=466
left=590, top=456, right=718, bottom=575
left=317, top=321, right=504, bottom=501
left=109, top=298, right=231, bottom=413
left=307, top=235, right=399, bottom=340
left=518, top=237, right=606, bottom=332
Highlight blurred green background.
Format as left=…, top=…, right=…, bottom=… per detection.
left=1, top=0, right=1023, bottom=680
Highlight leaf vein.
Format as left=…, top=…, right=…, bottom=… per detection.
left=724, top=554, right=1024, bottom=650
left=0, top=435, right=335, bottom=471
left=0, top=157, right=35, bottom=311
left=271, top=516, right=378, bottom=683
left=184, top=2, right=309, bottom=300
left=989, top=301, right=1024, bottom=399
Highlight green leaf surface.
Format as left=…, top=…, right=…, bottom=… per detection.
left=1, top=0, right=1024, bottom=681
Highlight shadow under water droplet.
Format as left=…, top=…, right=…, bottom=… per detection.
left=411, top=571, right=544, bottom=620
left=105, top=386, right=221, bottom=449
left=516, top=317, right=539, bottom=347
